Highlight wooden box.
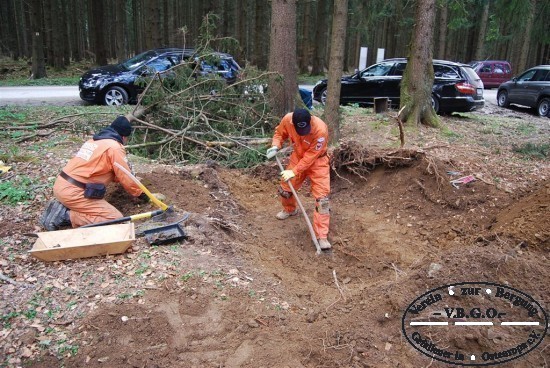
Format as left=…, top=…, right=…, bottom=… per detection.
left=30, top=223, right=135, bottom=262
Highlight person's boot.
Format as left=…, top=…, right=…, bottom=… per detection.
left=318, top=238, right=331, bottom=250
left=276, top=209, right=299, bottom=220
left=39, top=199, right=71, bottom=231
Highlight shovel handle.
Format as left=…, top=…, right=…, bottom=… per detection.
left=114, top=162, right=169, bottom=211
left=275, top=155, right=322, bottom=254
left=81, top=209, right=164, bottom=228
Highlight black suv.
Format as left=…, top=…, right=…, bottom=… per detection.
left=497, top=65, right=550, bottom=117
left=312, top=58, right=485, bottom=114
left=79, top=48, right=241, bottom=106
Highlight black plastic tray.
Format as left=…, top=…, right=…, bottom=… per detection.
left=143, top=223, right=186, bottom=246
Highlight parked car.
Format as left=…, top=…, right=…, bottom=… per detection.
left=497, top=65, right=550, bottom=117
left=469, top=60, right=512, bottom=88
left=79, top=48, right=241, bottom=106
left=312, top=58, right=485, bottom=114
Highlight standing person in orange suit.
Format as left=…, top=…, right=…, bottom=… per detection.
left=266, top=108, right=331, bottom=250
left=39, top=114, right=148, bottom=230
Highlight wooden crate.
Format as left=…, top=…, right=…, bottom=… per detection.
left=30, top=223, right=135, bottom=262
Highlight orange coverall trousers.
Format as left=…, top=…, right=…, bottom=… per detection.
left=280, top=154, right=330, bottom=239
left=53, top=176, right=123, bottom=227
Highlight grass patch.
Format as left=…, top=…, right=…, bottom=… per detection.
left=441, top=126, right=462, bottom=141
left=298, top=74, right=324, bottom=85
left=516, top=122, right=537, bottom=135
left=0, top=176, right=35, bottom=204
left=512, top=142, right=549, bottom=159
left=0, top=77, right=79, bottom=87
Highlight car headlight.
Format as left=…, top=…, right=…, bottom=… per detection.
left=81, top=78, right=102, bottom=88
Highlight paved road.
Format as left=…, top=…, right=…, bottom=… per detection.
left=483, top=89, right=497, bottom=106
left=0, top=86, right=84, bottom=106
left=0, top=85, right=498, bottom=107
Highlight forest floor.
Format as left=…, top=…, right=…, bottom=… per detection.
left=0, top=100, right=549, bottom=367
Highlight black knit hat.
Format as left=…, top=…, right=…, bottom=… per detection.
left=110, top=116, right=133, bottom=137
left=292, top=108, right=311, bottom=136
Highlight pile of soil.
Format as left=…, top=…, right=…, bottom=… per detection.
left=21, top=152, right=547, bottom=368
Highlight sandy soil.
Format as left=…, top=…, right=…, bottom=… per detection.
left=0, top=105, right=549, bottom=368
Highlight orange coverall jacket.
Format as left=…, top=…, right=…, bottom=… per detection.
left=272, top=113, right=330, bottom=238
left=53, top=128, right=143, bottom=227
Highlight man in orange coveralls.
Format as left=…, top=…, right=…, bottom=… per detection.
left=39, top=115, right=145, bottom=230
left=266, top=108, right=331, bottom=250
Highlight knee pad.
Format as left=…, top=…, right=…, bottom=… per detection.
left=316, top=197, right=330, bottom=214
left=278, top=186, right=293, bottom=199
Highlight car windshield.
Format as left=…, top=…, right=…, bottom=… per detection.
left=461, top=66, right=481, bottom=82
left=360, top=62, right=394, bottom=77
left=121, top=51, right=157, bottom=70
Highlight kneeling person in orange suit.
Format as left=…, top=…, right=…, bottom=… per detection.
left=266, top=108, right=331, bottom=250
left=40, top=115, right=147, bottom=230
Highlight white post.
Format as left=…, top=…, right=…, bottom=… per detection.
left=359, top=47, right=368, bottom=70
left=376, top=48, right=385, bottom=63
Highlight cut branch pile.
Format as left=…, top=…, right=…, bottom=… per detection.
left=123, top=61, right=278, bottom=168
left=330, top=140, right=424, bottom=179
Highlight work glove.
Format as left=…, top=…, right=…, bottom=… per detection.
left=151, top=192, right=166, bottom=202
left=266, top=146, right=279, bottom=159
left=280, top=170, right=296, bottom=181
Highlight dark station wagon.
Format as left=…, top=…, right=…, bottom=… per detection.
left=313, top=58, right=485, bottom=114
left=79, top=48, right=241, bottom=106
left=497, top=65, right=550, bottom=117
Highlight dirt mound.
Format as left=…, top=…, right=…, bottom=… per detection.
left=488, top=179, right=550, bottom=247
left=29, top=156, right=545, bottom=368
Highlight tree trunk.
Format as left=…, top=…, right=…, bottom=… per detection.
left=132, top=1, right=142, bottom=54
left=42, top=0, right=53, bottom=66
left=115, top=0, right=127, bottom=61
left=30, top=0, right=47, bottom=78
left=61, top=0, right=70, bottom=66
left=298, top=0, right=311, bottom=74
left=253, top=1, right=269, bottom=69
left=51, top=0, right=65, bottom=69
left=90, top=0, right=107, bottom=65
left=400, top=0, right=438, bottom=127
left=437, top=1, right=447, bottom=60
left=268, top=0, right=297, bottom=117
left=474, top=0, right=490, bottom=60
left=310, top=0, right=328, bottom=75
left=70, top=0, right=82, bottom=62
left=518, top=0, right=536, bottom=73
left=324, top=0, right=348, bottom=143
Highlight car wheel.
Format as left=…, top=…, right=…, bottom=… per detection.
left=103, top=86, right=129, bottom=106
left=320, top=88, right=327, bottom=105
left=536, top=97, right=550, bottom=117
left=497, top=90, right=509, bottom=107
left=431, top=95, right=440, bottom=114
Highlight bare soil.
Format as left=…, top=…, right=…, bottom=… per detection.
left=1, top=106, right=549, bottom=368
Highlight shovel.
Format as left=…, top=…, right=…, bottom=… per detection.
left=80, top=209, right=167, bottom=228
left=274, top=151, right=322, bottom=255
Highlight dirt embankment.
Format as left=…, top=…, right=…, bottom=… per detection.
left=12, top=151, right=546, bottom=368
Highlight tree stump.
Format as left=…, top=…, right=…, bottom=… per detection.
left=374, top=97, right=389, bottom=113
